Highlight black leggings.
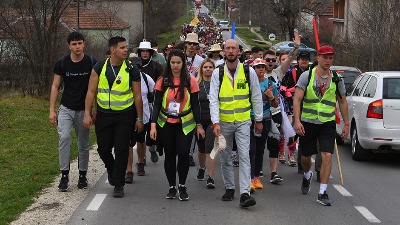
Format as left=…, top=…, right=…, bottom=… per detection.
left=160, top=122, right=194, bottom=187
left=250, top=119, right=271, bottom=178
left=266, top=113, right=282, bottom=158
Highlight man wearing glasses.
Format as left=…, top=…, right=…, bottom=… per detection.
left=184, top=33, right=204, bottom=78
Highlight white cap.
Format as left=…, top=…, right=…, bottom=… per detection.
left=210, top=134, right=226, bottom=159
left=138, top=41, right=152, bottom=50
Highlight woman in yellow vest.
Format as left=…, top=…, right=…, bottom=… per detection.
left=150, top=49, right=205, bottom=201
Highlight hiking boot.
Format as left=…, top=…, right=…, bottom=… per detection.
left=239, top=193, right=256, bottom=207
left=250, top=180, right=256, bottom=193
left=113, top=185, right=124, bottom=198
left=189, top=155, right=196, bottom=166
left=58, top=175, right=69, bottom=192
left=233, top=155, right=239, bottom=167
left=77, top=175, right=88, bottom=189
left=137, top=163, right=145, bottom=176
left=196, top=168, right=205, bottom=181
left=222, top=189, right=235, bottom=201
left=125, top=172, right=134, bottom=184
left=301, top=171, right=313, bottom=194
left=288, top=152, right=297, bottom=166
left=316, top=171, right=321, bottom=183
left=270, top=173, right=283, bottom=184
left=166, top=186, right=177, bottom=199
left=253, top=177, right=264, bottom=189
left=279, top=152, right=286, bottom=163
left=150, top=146, right=159, bottom=163
left=178, top=185, right=189, bottom=201
left=317, top=191, right=333, bottom=206
left=206, top=176, right=215, bottom=189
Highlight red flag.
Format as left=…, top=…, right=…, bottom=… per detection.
left=312, top=17, right=320, bottom=51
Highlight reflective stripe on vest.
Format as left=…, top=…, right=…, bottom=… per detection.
left=97, top=59, right=134, bottom=110
left=219, top=64, right=251, bottom=122
left=157, top=87, right=195, bottom=135
left=302, top=67, right=336, bottom=122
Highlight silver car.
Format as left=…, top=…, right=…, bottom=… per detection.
left=336, top=71, right=400, bottom=160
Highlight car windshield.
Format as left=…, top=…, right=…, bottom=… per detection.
left=220, top=21, right=228, bottom=25
left=336, top=71, right=361, bottom=90
left=383, top=78, right=400, bottom=99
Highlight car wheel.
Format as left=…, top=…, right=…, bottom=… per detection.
left=351, top=126, right=371, bottom=161
left=336, top=133, right=344, bottom=145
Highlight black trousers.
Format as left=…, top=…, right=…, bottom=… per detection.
left=250, top=119, right=271, bottom=178
left=160, top=122, right=194, bottom=187
left=95, top=109, right=135, bottom=186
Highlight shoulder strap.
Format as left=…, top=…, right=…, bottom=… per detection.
left=292, top=68, right=298, bottom=83
left=60, top=55, right=68, bottom=75
left=142, top=72, right=150, bottom=92
left=332, top=71, right=342, bottom=99
left=218, top=63, right=225, bottom=93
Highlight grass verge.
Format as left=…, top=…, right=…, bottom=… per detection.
left=235, top=27, right=270, bottom=50
left=0, top=93, right=96, bottom=225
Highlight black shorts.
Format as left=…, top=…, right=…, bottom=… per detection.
left=299, top=120, right=335, bottom=156
left=130, top=122, right=149, bottom=147
left=196, top=120, right=215, bottom=154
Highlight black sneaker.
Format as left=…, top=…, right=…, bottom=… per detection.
left=125, top=172, right=134, bottom=184
left=233, top=155, right=239, bottom=167
left=137, top=163, right=145, bottom=176
left=178, top=185, right=189, bottom=201
left=270, top=173, right=283, bottom=184
left=301, top=171, right=313, bottom=194
left=189, top=155, right=196, bottom=166
left=196, top=168, right=205, bottom=181
left=77, top=175, right=88, bottom=189
left=113, top=185, right=124, bottom=198
left=58, top=175, right=69, bottom=192
left=239, top=193, right=256, bottom=207
left=206, top=176, right=215, bottom=189
left=317, top=191, right=332, bottom=206
left=259, top=171, right=263, bottom=177
left=150, top=147, right=159, bottom=163
left=166, top=186, right=177, bottom=199
left=222, top=189, right=235, bottom=201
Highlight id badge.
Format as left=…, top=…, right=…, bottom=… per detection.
left=168, top=100, right=180, bottom=116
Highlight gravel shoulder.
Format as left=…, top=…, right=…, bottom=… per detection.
left=11, top=145, right=105, bottom=225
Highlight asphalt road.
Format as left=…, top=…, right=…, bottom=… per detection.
left=67, top=142, right=400, bottom=225
left=67, top=5, right=400, bottom=225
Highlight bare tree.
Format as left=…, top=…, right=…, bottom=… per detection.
left=347, top=0, right=400, bottom=71
left=0, top=0, right=72, bottom=95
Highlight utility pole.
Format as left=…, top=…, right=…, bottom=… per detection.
left=224, top=0, right=227, bottom=20
left=249, top=0, right=251, bottom=28
left=143, top=0, right=146, bottom=39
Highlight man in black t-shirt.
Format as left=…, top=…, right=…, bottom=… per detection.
left=50, top=31, right=97, bottom=192
left=83, top=36, right=143, bottom=198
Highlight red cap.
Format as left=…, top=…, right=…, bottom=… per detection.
left=318, top=45, right=335, bottom=55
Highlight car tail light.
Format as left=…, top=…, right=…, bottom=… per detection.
left=367, top=99, right=383, bottom=119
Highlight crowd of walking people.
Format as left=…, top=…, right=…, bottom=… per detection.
left=49, top=13, right=349, bottom=208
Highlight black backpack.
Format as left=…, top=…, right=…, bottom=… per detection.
left=218, top=63, right=251, bottom=101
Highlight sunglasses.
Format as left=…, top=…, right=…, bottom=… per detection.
left=187, top=42, right=198, bottom=46
left=265, top=58, right=276, bottom=63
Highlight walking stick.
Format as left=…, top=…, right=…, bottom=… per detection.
left=334, top=140, right=344, bottom=186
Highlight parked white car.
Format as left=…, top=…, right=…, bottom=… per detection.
left=336, top=71, right=400, bottom=160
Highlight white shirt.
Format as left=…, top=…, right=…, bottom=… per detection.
left=140, top=72, right=155, bottom=124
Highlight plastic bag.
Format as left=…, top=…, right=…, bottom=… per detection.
left=210, top=134, right=226, bottom=159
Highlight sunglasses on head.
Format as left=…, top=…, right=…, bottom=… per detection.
left=265, top=58, right=276, bottom=63
left=187, top=42, right=198, bottom=46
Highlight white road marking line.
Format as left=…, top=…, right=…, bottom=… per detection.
left=355, top=206, right=381, bottom=223
left=86, top=194, right=107, bottom=211
left=333, top=184, right=353, bottom=196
